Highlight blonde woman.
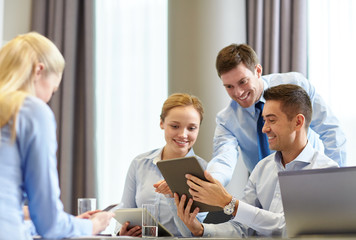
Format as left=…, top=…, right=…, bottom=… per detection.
left=0, top=32, right=113, bottom=240
left=118, top=93, right=208, bottom=237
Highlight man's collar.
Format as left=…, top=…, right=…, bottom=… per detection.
left=274, top=141, right=313, bottom=168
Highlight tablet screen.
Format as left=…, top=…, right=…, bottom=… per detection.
left=157, top=156, right=222, bottom=212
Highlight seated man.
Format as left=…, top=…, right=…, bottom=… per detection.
left=173, top=84, right=339, bottom=237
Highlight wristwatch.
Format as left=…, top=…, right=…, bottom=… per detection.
left=223, top=196, right=237, bottom=215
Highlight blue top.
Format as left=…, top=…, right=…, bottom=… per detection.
left=0, top=96, right=92, bottom=240
left=119, top=147, right=208, bottom=236
left=202, top=141, right=339, bottom=237
left=207, top=72, right=347, bottom=186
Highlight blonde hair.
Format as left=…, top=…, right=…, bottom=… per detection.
left=160, top=93, right=204, bottom=124
left=0, top=32, right=65, bottom=140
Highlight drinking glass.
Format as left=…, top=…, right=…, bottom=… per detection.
left=78, top=198, right=96, bottom=215
left=142, top=204, right=158, bottom=237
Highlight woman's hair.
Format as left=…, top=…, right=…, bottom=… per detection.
left=160, top=93, right=204, bottom=124
left=0, top=32, right=65, bottom=140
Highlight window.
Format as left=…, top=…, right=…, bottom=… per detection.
left=95, top=0, right=168, bottom=208
left=308, top=0, right=356, bottom=165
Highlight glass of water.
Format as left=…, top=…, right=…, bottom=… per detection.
left=77, top=198, right=96, bottom=215
left=142, top=204, right=158, bottom=237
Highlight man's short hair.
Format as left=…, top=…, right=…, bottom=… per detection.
left=263, top=84, right=312, bottom=129
left=215, top=43, right=259, bottom=77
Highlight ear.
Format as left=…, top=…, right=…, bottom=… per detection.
left=295, top=114, right=305, bottom=131
left=160, top=119, right=164, bottom=130
left=255, top=64, right=263, bottom=78
left=34, top=63, right=45, bottom=82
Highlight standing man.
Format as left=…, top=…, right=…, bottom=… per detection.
left=174, top=84, right=339, bottom=237
left=208, top=44, right=346, bottom=186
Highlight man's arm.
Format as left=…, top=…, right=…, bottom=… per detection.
left=186, top=170, right=285, bottom=236
left=308, top=89, right=347, bottom=166
left=173, top=189, right=248, bottom=238
left=186, top=171, right=235, bottom=210
left=207, top=117, right=240, bottom=186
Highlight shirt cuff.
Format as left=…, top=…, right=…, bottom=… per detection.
left=202, top=222, right=241, bottom=238
left=72, top=217, right=93, bottom=236
left=202, top=223, right=213, bottom=237
left=233, top=201, right=256, bottom=226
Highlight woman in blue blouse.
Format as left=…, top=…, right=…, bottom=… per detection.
left=118, top=93, right=207, bottom=237
left=0, top=32, right=113, bottom=240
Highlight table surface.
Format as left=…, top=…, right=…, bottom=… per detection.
left=36, top=234, right=356, bottom=240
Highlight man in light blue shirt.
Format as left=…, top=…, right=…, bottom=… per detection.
left=207, top=44, right=346, bottom=186
left=173, top=84, right=339, bottom=237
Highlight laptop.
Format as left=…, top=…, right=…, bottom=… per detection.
left=278, top=166, right=356, bottom=237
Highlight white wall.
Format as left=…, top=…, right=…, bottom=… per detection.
left=1, top=0, right=31, bottom=46
left=168, top=0, right=249, bottom=198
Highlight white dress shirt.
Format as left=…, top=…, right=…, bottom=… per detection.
left=202, top=141, right=339, bottom=237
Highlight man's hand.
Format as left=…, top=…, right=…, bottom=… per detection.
left=174, top=193, right=204, bottom=237
left=186, top=170, right=232, bottom=208
left=153, top=179, right=173, bottom=197
left=119, top=221, right=142, bottom=237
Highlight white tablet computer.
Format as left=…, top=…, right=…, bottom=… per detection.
left=113, top=208, right=173, bottom=237
left=157, top=156, right=222, bottom=212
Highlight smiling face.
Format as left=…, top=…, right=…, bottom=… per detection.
left=220, top=63, right=264, bottom=108
left=262, top=100, right=297, bottom=152
left=160, top=105, right=201, bottom=159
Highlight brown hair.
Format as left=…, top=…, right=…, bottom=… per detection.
left=216, top=43, right=259, bottom=77
left=263, top=84, right=312, bottom=129
left=160, top=93, right=204, bottom=124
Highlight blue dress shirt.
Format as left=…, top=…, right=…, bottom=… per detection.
left=119, top=147, right=208, bottom=236
left=208, top=72, right=347, bottom=186
left=202, top=141, right=339, bottom=237
left=0, top=96, right=92, bottom=240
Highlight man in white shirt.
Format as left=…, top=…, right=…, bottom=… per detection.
left=173, top=84, right=339, bottom=237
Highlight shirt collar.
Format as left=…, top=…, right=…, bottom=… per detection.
left=291, top=141, right=314, bottom=164
left=258, top=78, right=269, bottom=104
left=251, top=79, right=268, bottom=113
left=152, top=148, right=164, bottom=165
left=153, top=147, right=196, bottom=165
left=274, top=141, right=313, bottom=169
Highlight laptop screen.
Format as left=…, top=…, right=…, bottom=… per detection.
left=278, top=166, right=356, bottom=237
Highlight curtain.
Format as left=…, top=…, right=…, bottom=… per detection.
left=95, top=0, right=167, bottom=209
left=31, top=0, right=95, bottom=214
left=308, top=0, right=356, bottom=165
left=246, top=0, right=307, bottom=75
